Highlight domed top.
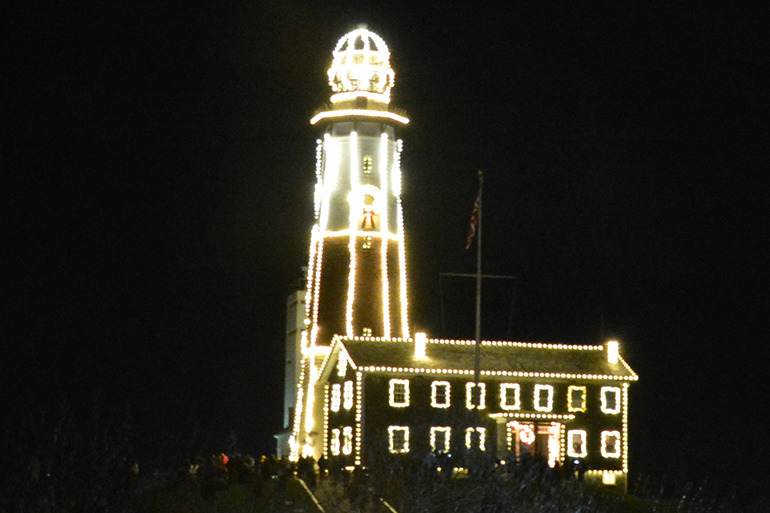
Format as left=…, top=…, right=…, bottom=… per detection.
left=327, top=28, right=395, bottom=104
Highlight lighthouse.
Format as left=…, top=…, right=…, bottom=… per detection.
left=284, top=27, right=411, bottom=459
left=306, top=27, right=410, bottom=346
left=279, top=29, right=636, bottom=486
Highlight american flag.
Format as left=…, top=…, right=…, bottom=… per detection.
left=465, top=188, right=482, bottom=250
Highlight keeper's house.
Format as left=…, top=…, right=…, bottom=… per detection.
left=317, top=335, right=637, bottom=488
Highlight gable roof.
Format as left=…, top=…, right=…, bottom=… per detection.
left=332, top=337, right=638, bottom=382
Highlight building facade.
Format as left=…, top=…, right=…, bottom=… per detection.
left=280, top=27, right=638, bottom=489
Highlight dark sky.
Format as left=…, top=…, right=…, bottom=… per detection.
left=4, top=0, right=768, bottom=486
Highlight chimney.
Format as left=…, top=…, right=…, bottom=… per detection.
left=606, top=340, right=619, bottom=364
left=414, top=332, right=427, bottom=359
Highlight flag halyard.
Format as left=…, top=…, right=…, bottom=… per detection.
left=465, top=188, right=482, bottom=250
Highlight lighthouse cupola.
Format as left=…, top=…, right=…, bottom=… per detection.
left=327, top=27, right=395, bottom=106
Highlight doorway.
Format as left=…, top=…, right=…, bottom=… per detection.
left=507, top=420, right=561, bottom=468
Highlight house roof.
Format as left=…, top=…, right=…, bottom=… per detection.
left=333, top=337, right=638, bottom=381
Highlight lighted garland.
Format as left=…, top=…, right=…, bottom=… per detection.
left=379, top=132, right=391, bottom=338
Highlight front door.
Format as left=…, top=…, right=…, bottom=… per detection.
left=507, top=421, right=561, bottom=467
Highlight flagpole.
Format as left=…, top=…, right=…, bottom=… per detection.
left=473, top=170, right=483, bottom=399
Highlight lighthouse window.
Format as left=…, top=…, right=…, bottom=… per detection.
left=362, top=236, right=373, bottom=250
left=363, top=155, right=373, bottom=174
left=601, top=386, right=621, bottom=414
left=389, top=379, right=410, bottom=407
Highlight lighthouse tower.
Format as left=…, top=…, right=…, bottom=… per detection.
left=287, top=27, right=411, bottom=459
left=306, top=28, right=410, bottom=346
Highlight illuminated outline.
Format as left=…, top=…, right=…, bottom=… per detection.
left=389, top=378, right=410, bottom=407
left=388, top=426, right=409, bottom=453
left=601, top=386, right=621, bottom=414
left=337, top=352, right=347, bottom=377
left=327, top=28, right=395, bottom=104
left=343, top=381, right=354, bottom=410
left=601, top=430, right=621, bottom=458
left=534, top=384, right=554, bottom=412
left=567, top=430, right=587, bottom=458
left=330, top=383, right=341, bottom=412
left=330, top=428, right=341, bottom=456
left=431, top=380, right=450, bottom=408
left=342, top=426, right=353, bottom=455
left=379, top=133, right=390, bottom=337
left=465, top=427, right=486, bottom=451
left=500, top=383, right=521, bottom=410
left=466, top=382, right=486, bottom=410
left=355, top=371, right=363, bottom=465
left=311, top=109, right=409, bottom=125
left=489, top=412, right=575, bottom=420
left=430, top=427, right=451, bottom=453
left=568, top=385, right=587, bottom=412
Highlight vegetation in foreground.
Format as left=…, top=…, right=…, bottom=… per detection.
left=1, top=405, right=765, bottom=513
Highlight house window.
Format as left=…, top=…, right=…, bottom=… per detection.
left=343, top=381, right=354, bottom=410
left=601, top=386, right=621, bottom=414
left=330, top=428, right=341, bottom=456
left=601, top=430, right=621, bottom=458
left=430, top=427, right=451, bottom=453
left=465, top=427, right=486, bottom=451
left=465, top=382, right=486, bottom=410
left=330, top=384, right=341, bottom=412
left=534, top=384, right=554, bottom=412
left=342, top=426, right=353, bottom=455
left=337, top=353, right=347, bottom=377
left=363, top=155, right=373, bottom=174
left=568, top=386, right=587, bottom=412
left=388, top=426, right=409, bottom=453
left=500, top=383, right=521, bottom=410
left=431, top=381, right=451, bottom=408
left=389, top=379, right=410, bottom=407
left=567, top=430, right=587, bottom=458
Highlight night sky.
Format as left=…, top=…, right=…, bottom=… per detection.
left=4, top=0, right=768, bottom=488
